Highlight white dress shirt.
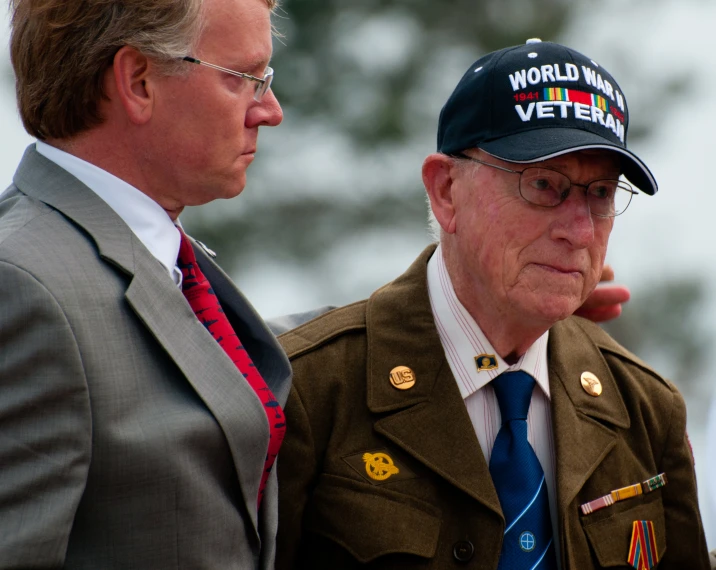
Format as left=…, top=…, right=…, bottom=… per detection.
left=427, top=244, right=561, bottom=566
left=35, top=141, right=182, bottom=285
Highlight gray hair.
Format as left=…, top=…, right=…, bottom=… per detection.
left=426, top=197, right=442, bottom=242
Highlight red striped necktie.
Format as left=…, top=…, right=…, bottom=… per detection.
left=177, top=231, right=286, bottom=508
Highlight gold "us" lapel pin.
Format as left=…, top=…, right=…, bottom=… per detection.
left=389, top=366, right=416, bottom=390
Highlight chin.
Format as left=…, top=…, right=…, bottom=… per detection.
left=226, top=185, right=246, bottom=200
left=189, top=183, right=246, bottom=206
left=220, top=175, right=247, bottom=200
left=528, top=294, right=582, bottom=325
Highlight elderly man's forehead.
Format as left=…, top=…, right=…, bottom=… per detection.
left=572, top=148, right=622, bottom=161
left=543, top=149, right=622, bottom=172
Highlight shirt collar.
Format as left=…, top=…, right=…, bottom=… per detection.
left=36, top=141, right=182, bottom=284
left=427, top=243, right=550, bottom=400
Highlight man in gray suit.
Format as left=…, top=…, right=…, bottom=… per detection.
left=0, top=0, right=289, bottom=567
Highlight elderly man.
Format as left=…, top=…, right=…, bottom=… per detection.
left=0, top=0, right=289, bottom=567
left=276, top=41, right=709, bottom=569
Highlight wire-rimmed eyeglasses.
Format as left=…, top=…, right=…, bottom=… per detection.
left=182, top=56, right=274, bottom=102
left=454, top=153, right=637, bottom=217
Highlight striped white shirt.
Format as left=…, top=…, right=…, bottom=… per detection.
left=427, top=244, right=561, bottom=566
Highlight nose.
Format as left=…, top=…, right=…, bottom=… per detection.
left=550, top=188, right=595, bottom=249
left=247, top=88, right=283, bottom=127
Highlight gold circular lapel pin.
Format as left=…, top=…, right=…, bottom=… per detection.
left=580, top=371, right=602, bottom=397
left=389, top=366, right=416, bottom=390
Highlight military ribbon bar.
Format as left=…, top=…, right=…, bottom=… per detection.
left=642, top=473, right=667, bottom=493
left=580, top=473, right=668, bottom=515
left=627, top=520, right=659, bottom=569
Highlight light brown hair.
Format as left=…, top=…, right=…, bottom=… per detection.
left=10, top=0, right=276, bottom=140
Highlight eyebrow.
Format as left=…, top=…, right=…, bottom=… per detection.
left=231, top=55, right=271, bottom=73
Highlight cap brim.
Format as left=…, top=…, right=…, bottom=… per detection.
left=479, top=128, right=657, bottom=195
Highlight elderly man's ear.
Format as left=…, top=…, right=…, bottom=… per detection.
left=423, top=153, right=458, bottom=235
left=574, top=264, right=630, bottom=323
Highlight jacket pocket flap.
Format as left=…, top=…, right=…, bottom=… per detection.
left=582, top=495, right=666, bottom=567
left=305, top=475, right=441, bottom=563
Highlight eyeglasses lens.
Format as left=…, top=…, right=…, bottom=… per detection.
left=254, top=67, right=273, bottom=102
left=519, top=168, right=632, bottom=217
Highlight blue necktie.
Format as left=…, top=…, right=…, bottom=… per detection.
left=489, top=370, right=558, bottom=570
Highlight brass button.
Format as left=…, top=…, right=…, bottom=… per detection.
left=389, top=366, right=416, bottom=390
left=580, top=371, right=602, bottom=397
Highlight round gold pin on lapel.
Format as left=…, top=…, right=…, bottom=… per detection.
left=580, top=371, right=602, bottom=397
left=389, top=366, right=416, bottom=390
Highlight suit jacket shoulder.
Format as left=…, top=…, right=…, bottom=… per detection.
left=279, top=300, right=367, bottom=359
left=549, top=315, right=683, bottom=426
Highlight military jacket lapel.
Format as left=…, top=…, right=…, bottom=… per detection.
left=365, top=247, right=502, bottom=516
left=547, top=319, right=630, bottom=529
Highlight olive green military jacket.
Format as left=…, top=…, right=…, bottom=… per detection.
left=276, top=246, right=709, bottom=570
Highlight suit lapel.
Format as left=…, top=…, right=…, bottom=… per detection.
left=366, top=247, right=502, bottom=516
left=12, top=145, right=275, bottom=538
left=197, top=246, right=292, bottom=407
left=547, top=318, right=630, bottom=524
left=124, top=249, right=269, bottom=536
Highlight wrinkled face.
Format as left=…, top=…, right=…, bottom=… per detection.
left=443, top=149, right=620, bottom=328
left=148, top=0, right=282, bottom=209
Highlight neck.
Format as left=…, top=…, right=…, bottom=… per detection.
left=465, top=302, right=546, bottom=363
left=45, top=131, right=184, bottom=221
left=441, top=247, right=550, bottom=362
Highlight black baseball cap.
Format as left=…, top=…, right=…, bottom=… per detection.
left=437, top=39, right=657, bottom=194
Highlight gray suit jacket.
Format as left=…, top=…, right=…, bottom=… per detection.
left=0, top=145, right=292, bottom=569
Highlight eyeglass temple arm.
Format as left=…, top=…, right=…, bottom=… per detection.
left=181, top=56, right=267, bottom=84
left=452, top=153, right=520, bottom=175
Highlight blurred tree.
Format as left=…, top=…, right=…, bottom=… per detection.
left=183, top=0, right=693, bottom=298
